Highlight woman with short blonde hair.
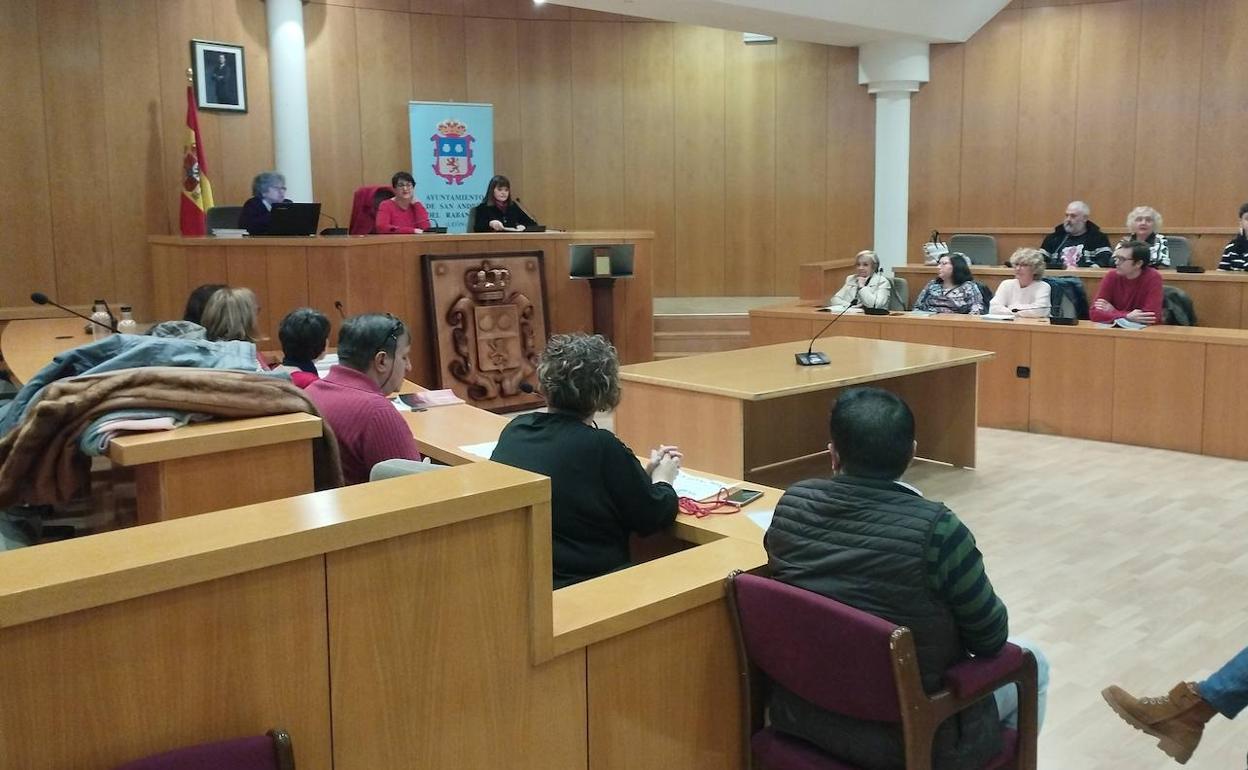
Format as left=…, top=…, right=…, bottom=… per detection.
left=1125, top=206, right=1170, bottom=267
left=200, top=287, right=259, bottom=343
left=989, top=248, right=1051, bottom=318
left=829, top=250, right=893, bottom=310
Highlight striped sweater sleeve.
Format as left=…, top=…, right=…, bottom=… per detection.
left=926, top=510, right=1009, bottom=656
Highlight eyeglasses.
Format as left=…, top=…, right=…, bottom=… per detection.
left=394, top=182, right=414, bottom=189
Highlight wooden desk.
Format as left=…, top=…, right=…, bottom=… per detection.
left=148, top=231, right=656, bottom=386
left=0, top=440, right=774, bottom=768
left=0, top=318, right=323, bottom=522
left=1, top=318, right=92, bottom=385
left=750, top=304, right=1248, bottom=460
left=613, top=340, right=992, bottom=480
left=891, top=265, right=1248, bottom=331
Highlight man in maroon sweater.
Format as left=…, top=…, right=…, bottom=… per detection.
left=304, top=313, right=423, bottom=484
left=1090, top=240, right=1164, bottom=325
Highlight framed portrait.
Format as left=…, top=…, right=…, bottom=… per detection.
left=191, top=39, right=247, bottom=113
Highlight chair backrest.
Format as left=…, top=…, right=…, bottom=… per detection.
left=112, top=730, right=294, bottom=770
left=206, top=205, right=243, bottom=231
left=1162, top=284, right=1197, bottom=326
left=727, top=572, right=902, bottom=723
left=949, top=234, right=998, bottom=265
left=975, top=280, right=994, bottom=307
left=888, top=275, right=909, bottom=310
left=1041, top=277, right=1077, bottom=319
left=348, top=185, right=394, bottom=235
left=1166, top=235, right=1191, bottom=267
left=466, top=204, right=481, bottom=232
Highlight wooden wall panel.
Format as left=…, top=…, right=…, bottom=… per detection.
left=98, top=0, right=166, bottom=313
left=724, top=31, right=777, bottom=295
left=518, top=20, right=574, bottom=229
left=672, top=25, right=726, bottom=296
left=356, top=9, right=413, bottom=184
left=1194, top=0, right=1248, bottom=226
left=38, top=0, right=115, bottom=306
left=306, top=3, right=364, bottom=227
left=774, top=40, right=828, bottom=293
left=465, top=18, right=523, bottom=186
left=570, top=22, right=625, bottom=230
left=958, top=9, right=1021, bottom=226
left=908, top=43, right=964, bottom=264
left=0, top=0, right=56, bottom=310
left=1132, top=0, right=1203, bottom=226
left=1014, top=6, right=1080, bottom=225
left=826, top=46, right=874, bottom=268
left=210, top=0, right=273, bottom=206
left=621, top=23, right=675, bottom=296
left=1072, top=1, right=1140, bottom=222
left=410, top=12, right=468, bottom=102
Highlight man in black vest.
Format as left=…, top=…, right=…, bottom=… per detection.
left=765, top=387, right=1048, bottom=769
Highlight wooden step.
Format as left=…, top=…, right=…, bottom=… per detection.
left=653, top=330, right=750, bottom=355
left=653, top=313, right=751, bottom=334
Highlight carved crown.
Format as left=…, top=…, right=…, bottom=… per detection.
left=466, top=262, right=510, bottom=302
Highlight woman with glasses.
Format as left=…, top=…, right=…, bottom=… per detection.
left=240, top=171, right=291, bottom=235
left=375, top=171, right=431, bottom=234
left=490, top=333, right=681, bottom=588
left=304, top=313, right=423, bottom=484
left=913, top=253, right=986, bottom=314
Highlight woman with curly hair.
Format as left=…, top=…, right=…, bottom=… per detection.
left=491, top=333, right=681, bottom=588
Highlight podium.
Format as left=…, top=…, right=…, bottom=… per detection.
left=570, top=243, right=634, bottom=342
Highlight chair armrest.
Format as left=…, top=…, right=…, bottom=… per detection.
left=944, top=643, right=1024, bottom=699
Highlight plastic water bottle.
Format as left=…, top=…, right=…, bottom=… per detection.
left=116, top=305, right=138, bottom=335
left=90, top=300, right=114, bottom=342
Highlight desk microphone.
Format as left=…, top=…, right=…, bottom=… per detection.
left=798, top=284, right=862, bottom=366
left=333, top=300, right=346, bottom=319
left=31, top=292, right=117, bottom=334
left=318, top=211, right=349, bottom=236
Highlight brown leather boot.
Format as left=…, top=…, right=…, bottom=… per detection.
left=1101, top=682, right=1218, bottom=764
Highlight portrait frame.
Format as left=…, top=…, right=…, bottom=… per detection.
left=191, top=39, right=247, bottom=113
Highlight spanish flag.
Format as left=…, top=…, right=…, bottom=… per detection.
left=179, top=83, right=214, bottom=236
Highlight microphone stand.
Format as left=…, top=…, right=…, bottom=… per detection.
left=30, top=292, right=117, bottom=335
left=797, top=283, right=863, bottom=366
left=319, top=211, right=349, bottom=236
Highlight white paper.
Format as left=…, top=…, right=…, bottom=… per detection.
left=747, top=510, right=774, bottom=530
left=459, top=441, right=498, bottom=459
left=314, top=353, right=339, bottom=378
left=981, top=313, right=1015, bottom=321
left=673, top=470, right=735, bottom=500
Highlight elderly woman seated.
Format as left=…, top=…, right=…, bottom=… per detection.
left=490, top=333, right=681, bottom=588
left=989, top=248, right=1051, bottom=318
left=829, top=250, right=892, bottom=310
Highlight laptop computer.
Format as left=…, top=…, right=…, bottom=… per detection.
left=261, top=202, right=321, bottom=236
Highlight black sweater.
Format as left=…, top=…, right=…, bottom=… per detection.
left=491, top=412, right=677, bottom=588
left=1040, top=221, right=1113, bottom=268
left=472, top=200, right=538, bottom=232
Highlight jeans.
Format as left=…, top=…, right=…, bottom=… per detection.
left=1198, top=645, right=1248, bottom=719
left=993, top=636, right=1050, bottom=731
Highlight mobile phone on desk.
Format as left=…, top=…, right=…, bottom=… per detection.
left=726, top=488, right=764, bottom=506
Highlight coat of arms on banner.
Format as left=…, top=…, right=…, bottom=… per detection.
left=430, top=119, right=476, bottom=185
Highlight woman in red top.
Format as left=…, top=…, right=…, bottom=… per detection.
left=375, top=171, right=431, bottom=234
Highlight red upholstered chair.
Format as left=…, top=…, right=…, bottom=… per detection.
left=111, top=729, right=295, bottom=770
left=348, top=184, right=394, bottom=234
left=726, top=572, right=1038, bottom=770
